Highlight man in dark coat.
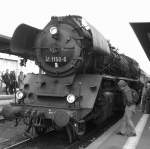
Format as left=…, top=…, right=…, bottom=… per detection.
left=141, top=82, right=150, bottom=113
left=2, top=69, right=10, bottom=94
left=9, top=71, right=17, bottom=94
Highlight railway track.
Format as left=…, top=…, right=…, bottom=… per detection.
left=2, top=138, right=31, bottom=149
left=0, top=132, right=32, bottom=149
left=0, top=126, right=55, bottom=149
left=1, top=113, right=122, bottom=149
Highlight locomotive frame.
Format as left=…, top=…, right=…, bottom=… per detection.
left=0, top=15, right=143, bottom=143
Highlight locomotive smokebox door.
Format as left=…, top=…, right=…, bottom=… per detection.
left=35, top=17, right=84, bottom=76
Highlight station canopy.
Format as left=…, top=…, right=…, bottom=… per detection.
left=130, top=22, right=150, bottom=62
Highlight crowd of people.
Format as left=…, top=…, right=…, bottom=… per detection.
left=0, top=69, right=25, bottom=94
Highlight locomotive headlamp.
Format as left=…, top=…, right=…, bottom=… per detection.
left=16, top=90, right=24, bottom=100
left=66, top=94, right=76, bottom=103
left=49, top=26, right=58, bottom=35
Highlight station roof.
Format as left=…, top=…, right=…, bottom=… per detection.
left=0, top=34, right=11, bottom=52
left=130, top=22, right=150, bottom=62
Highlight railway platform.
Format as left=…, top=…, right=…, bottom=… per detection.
left=86, top=109, right=150, bottom=149
left=0, top=95, right=14, bottom=120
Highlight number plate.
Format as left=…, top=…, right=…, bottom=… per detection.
left=45, top=56, right=67, bottom=62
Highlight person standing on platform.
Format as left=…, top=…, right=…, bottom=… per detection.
left=2, top=69, right=10, bottom=95
left=9, top=71, right=17, bottom=94
left=141, top=82, right=150, bottom=113
left=117, top=80, right=137, bottom=137
left=18, top=71, right=24, bottom=89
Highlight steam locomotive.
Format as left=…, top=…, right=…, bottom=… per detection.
left=0, top=15, right=142, bottom=143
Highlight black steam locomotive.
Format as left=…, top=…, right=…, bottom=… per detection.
left=0, top=15, right=142, bottom=143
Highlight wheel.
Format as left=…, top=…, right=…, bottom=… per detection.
left=65, top=121, right=86, bottom=143
left=75, top=120, right=86, bottom=137
left=35, top=126, right=47, bottom=135
left=34, top=114, right=47, bottom=135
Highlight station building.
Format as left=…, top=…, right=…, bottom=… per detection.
left=0, top=53, right=39, bottom=90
